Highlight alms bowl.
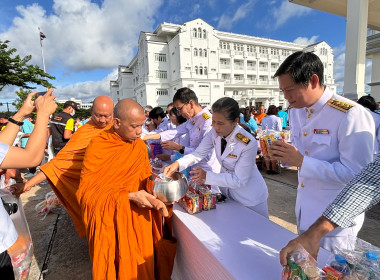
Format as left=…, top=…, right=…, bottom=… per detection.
left=151, top=172, right=188, bottom=203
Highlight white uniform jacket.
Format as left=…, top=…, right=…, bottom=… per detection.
left=160, top=107, right=220, bottom=173
left=290, top=87, right=375, bottom=236
left=177, top=125, right=268, bottom=207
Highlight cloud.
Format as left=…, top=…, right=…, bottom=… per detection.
left=55, top=68, right=118, bottom=101
left=293, top=35, right=319, bottom=45
left=1, top=0, right=163, bottom=72
left=272, top=0, right=312, bottom=29
left=217, top=0, right=256, bottom=30
left=332, top=44, right=373, bottom=94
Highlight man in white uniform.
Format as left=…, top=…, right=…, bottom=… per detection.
left=143, top=88, right=220, bottom=185
left=270, top=51, right=375, bottom=252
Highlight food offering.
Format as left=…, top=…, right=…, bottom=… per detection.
left=150, top=158, right=167, bottom=174
left=179, top=183, right=218, bottom=214
left=322, top=238, right=380, bottom=280
left=282, top=247, right=326, bottom=280
left=258, top=129, right=283, bottom=157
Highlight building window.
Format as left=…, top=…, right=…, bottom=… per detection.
left=203, top=29, right=206, bottom=39
left=283, top=49, right=290, bottom=56
left=185, top=67, right=191, bottom=70
left=211, top=50, right=216, bottom=54
left=193, top=28, right=197, bottom=38
left=194, top=48, right=198, bottom=56
left=204, top=49, right=207, bottom=57
left=156, top=89, right=169, bottom=96
left=204, top=67, right=207, bottom=75
left=270, top=48, right=279, bottom=55
left=199, top=49, right=202, bottom=57
left=156, top=70, right=167, bottom=79
left=220, top=41, right=230, bottom=50
left=211, top=68, right=216, bottom=71
left=154, top=53, right=166, bottom=62
left=198, top=28, right=202, bottom=38
left=214, top=85, right=220, bottom=88
left=199, top=84, right=209, bottom=87
left=184, top=48, right=190, bottom=51
left=195, top=66, right=198, bottom=74
left=199, top=66, right=203, bottom=75
left=259, top=47, right=268, bottom=54
left=247, top=45, right=255, bottom=53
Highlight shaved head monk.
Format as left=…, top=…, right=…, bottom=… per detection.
left=76, top=99, right=172, bottom=280
left=9, top=95, right=114, bottom=237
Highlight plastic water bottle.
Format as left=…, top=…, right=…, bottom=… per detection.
left=360, top=251, right=380, bottom=273
left=330, top=254, right=350, bottom=276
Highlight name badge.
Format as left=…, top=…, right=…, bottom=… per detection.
left=227, top=154, right=237, bottom=159
left=314, top=129, right=329, bottom=134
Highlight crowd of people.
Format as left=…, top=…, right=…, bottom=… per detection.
left=1, top=51, right=380, bottom=279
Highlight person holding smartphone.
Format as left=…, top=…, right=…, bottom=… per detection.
left=0, top=89, right=56, bottom=279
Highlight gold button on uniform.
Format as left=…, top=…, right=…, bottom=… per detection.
left=301, top=184, right=305, bottom=188
left=303, top=132, right=307, bottom=136
left=310, top=109, right=314, bottom=113
left=305, top=150, right=309, bottom=155
left=307, top=114, right=311, bottom=119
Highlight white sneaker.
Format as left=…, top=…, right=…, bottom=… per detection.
left=40, top=180, right=49, bottom=185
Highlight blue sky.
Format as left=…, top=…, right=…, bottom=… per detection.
left=0, top=0, right=371, bottom=110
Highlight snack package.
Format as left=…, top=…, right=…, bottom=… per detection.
left=179, top=192, right=203, bottom=214
left=282, top=247, right=326, bottom=280
left=35, top=191, right=62, bottom=220
left=258, top=129, right=284, bottom=157
left=196, top=186, right=216, bottom=210
left=324, top=237, right=380, bottom=280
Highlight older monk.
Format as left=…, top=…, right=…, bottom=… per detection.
left=77, top=99, right=171, bottom=280
left=9, top=95, right=114, bottom=237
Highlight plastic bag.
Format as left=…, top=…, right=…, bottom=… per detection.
left=35, top=191, right=62, bottom=220
left=282, top=247, right=326, bottom=280
left=0, top=189, right=33, bottom=280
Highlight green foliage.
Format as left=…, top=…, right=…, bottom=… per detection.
left=0, top=40, right=55, bottom=91
left=14, top=88, right=31, bottom=110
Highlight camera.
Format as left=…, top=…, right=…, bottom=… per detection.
left=1, top=198, right=18, bottom=215
left=37, top=91, right=47, bottom=96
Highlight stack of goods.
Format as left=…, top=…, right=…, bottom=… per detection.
left=149, top=143, right=162, bottom=159
left=179, top=183, right=217, bottom=214
left=282, top=247, right=326, bottom=280
left=258, top=129, right=284, bottom=157
left=322, top=238, right=380, bottom=280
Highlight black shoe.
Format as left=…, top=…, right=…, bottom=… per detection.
left=216, top=193, right=227, bottom=203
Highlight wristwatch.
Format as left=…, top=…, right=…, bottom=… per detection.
left=179, top=146, right=185, bottom=154
left=8, top=117, right=24, bottom=126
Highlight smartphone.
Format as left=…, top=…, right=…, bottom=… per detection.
left=37, top=91, right=47, bottom=96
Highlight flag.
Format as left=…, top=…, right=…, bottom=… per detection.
left=40, top=32, right=46, bottom=40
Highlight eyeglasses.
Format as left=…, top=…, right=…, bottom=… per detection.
left=176, top=102, right=188, bottom=112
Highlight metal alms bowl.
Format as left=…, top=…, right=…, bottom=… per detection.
left=145, top=141, right=152, bottom=158
left=152, top=172, right=189, bottom=203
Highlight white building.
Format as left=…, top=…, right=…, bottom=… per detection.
left=57, top=97, right=92, bottom=110
left=110, top=18, right=335, bottom=109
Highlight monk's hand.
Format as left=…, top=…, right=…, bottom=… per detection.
left=156, top=154, right=171, bottom=161
left=4, top=169, right=24, bottom=184
left=161, top=140, right=181, bottom=151
left=163, top=161, right=179, bottom=177
left=190, top=167, right=206, bottom=184
left=269, top=140, right=304, bottom=168
left=7, top=182, right=32, bottom=198
left=129, top=190, right=155, bottom=209
left=146, top=196, right=169, bottom=217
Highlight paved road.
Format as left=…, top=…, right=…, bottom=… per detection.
left=21, top=167, right=379, bottom=279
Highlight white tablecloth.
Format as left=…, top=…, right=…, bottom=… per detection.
left=171, top=200, right=331, bottom=280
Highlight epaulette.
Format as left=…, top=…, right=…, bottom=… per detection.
left=202, top=112, right=210, bottom=120
left=327, top=98, right=355, bottom=113
left=236, top=133, right=251, bottom=145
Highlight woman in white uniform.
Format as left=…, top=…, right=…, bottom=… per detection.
left=164, top=97, right=269, bottom=217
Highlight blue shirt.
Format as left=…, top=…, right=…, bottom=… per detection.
left=277, top=110, right=288, bottom=128
left=20, top=119, right=34, bottom=148
left=240, top=116, right=258, bottom=134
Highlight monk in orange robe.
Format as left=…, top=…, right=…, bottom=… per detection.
left=77, top=99, right=171, bottom=280
left=254, top=104, right=267, bottom=124
left=9, top=96, right=114, bottom=237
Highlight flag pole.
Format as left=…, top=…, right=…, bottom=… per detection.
left=38, top=27, right=47, bottom=76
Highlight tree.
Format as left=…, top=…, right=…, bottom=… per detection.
left=0, top=40, right=55, bottom=91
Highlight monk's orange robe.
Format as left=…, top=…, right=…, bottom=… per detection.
left=255, top=113, right=267, bottom=124
left=77, top=129, right=163, bottom=280
left=40, top=120, right=112, bottom=237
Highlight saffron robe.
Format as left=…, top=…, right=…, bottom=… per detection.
left=77, top=129, right=163, bottom=280
left=40, top=120, right=112, bottom=237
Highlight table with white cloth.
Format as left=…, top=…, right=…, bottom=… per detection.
left=171, top=200, right=332, bottom=280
